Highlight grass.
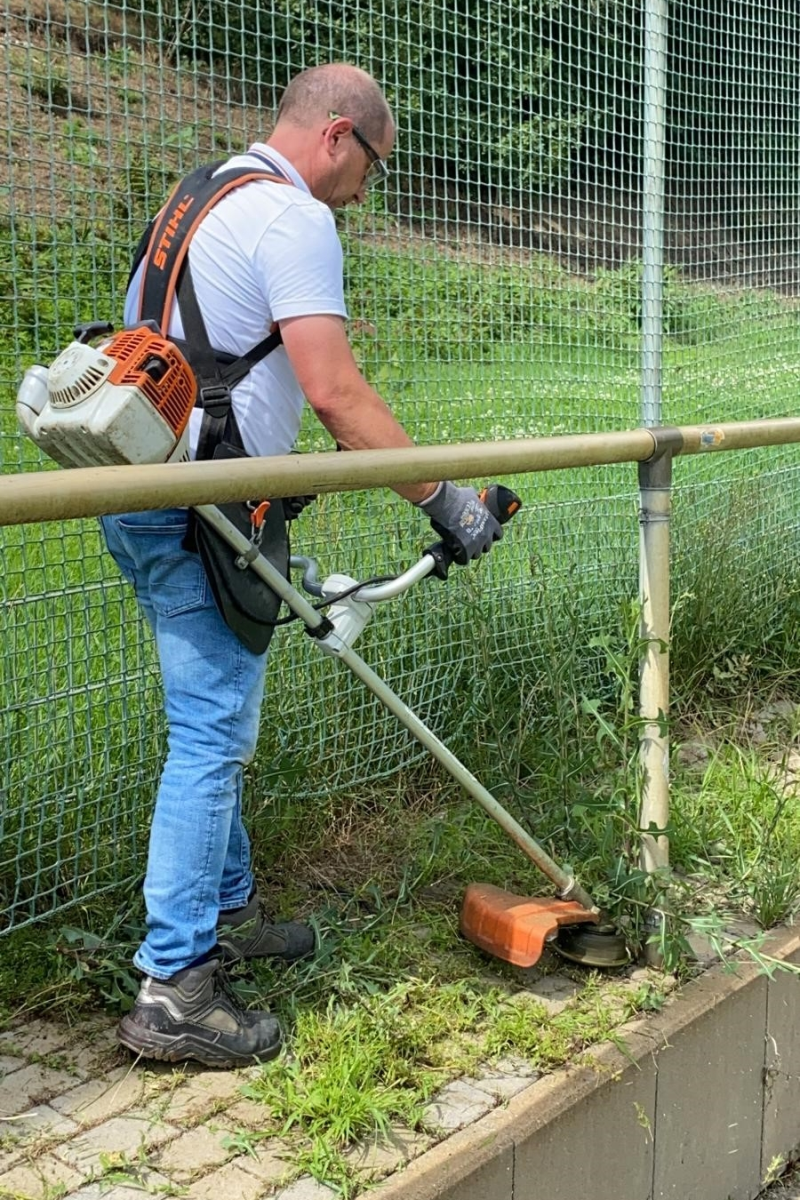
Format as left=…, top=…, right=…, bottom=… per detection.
left=2, top=680, right=799, bottom=1195
left=237, top=972, right=641, bottom=1195
left=5, top=684, right=800, bottom=1014
left=670, top=739, right=800, bottom=925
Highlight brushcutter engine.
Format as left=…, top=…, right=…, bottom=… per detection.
left=16, top=322, right=197, bottom=469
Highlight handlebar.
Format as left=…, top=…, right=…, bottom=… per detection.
left=290, top=483, right=523, bottom=605
left=290, top=553, right=438, bottom=601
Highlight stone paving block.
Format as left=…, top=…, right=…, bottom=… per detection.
left=139, top=1069, right=245, bottom=1126
left=0, top=1146, right=24, bottom=1178
left=422, top=1079, right=496, bottom=1134
left=0, top=1020, right=73, bottom=1059
left=155, top=1121, right=234, bottom=1180
left=181, top=1159, right=272, bottom=1200
left=492, top=1055, right=539, bottom=1078
left=274, top=1176, right=338, bottom=1200
left=0, top=1057, right=23, bottom=1080
left=63, top=1038, right=125, bottom=1080
left=54, top=1171, right=171, bottom=1200
left=468, top=1068, right=538, bottom=1101
left=653, top=973, right=767, bottom=1200
left=762, top=947, right=800, bottom=1175
left=686, top=932, right=723, bottom=967
left=345, top=1125, right=432, bottom=1181
left=0, top=1063, right=83, bottom=1118
left=0, top=1043, right=99, bottom=1087
left=4, top=1103, right=78, bottom=1144
left=71, top=1020, right=119, bottom=1057
left=50, top=1067, right=158, bottom=1124
left=236, top=1144, right=295, bottom=1189
left=626, top=966, right=679, bottom=995
left=224, top=1097, right=274, bottom=1130
left=520, top=973, right=582, bottom=1014
left=0, top=1151, right=83, bottom=1199
left=56, top=1113, right=179, bottom=1174
left=724, top=917, right=764, bottom=942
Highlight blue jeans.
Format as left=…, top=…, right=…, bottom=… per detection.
left=100, top=509, right=269, bottom=979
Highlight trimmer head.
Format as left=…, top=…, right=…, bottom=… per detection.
left=553, top=922, right=630, bottom=968
left=460, top=882, right=600, bottom=969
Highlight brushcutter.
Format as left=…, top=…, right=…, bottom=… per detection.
left=198, top=487, right=629, bottom=971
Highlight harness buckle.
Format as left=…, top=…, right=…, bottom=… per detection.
left=199, top=383, right=232, bottom=419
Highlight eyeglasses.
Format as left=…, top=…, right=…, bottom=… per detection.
left=329, top=111, right=390, bottom=188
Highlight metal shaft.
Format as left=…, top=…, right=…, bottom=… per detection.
left=639, top=0, right=670, bottom=965
left=196, top=504, right=598, bottom=913
left=337, top=643, right=597, bottom=913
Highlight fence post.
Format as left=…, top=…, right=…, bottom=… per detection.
left=638, top=446, right=672, bottom=965
left=640, top=0, right=670, bottom=965
left=641, top=0, right=668, bottom=427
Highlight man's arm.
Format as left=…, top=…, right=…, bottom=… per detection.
left=279, top=312, right=503, bottom=559
left=279, top=312, right=438, bottom=504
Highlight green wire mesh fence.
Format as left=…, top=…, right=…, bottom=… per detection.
left=2, top=0, right=800, bottom=931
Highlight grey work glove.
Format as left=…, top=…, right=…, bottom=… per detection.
left=416, top=481, right=503, bottom=563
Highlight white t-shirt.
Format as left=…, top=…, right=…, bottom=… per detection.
left=124, top=145, right=348, bottom=459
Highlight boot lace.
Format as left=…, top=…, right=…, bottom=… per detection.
left=211, top=962, right=247, bottom=1012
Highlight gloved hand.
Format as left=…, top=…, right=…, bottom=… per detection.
left=416, top=481, right=503, bottom=562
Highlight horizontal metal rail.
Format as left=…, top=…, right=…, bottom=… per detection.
left=1, top=420, right=799, bottom=526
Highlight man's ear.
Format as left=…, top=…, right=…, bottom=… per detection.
left=325, top=115, right=352, bottom=156
left=321, top=121, right=338, bottom=160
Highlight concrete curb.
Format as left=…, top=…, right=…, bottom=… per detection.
left=371, top=927, right=800, bottom=1200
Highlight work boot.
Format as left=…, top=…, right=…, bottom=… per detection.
left=216, top=890, right=316, bottom=964
left=117, top=957, right=282, bottom=1069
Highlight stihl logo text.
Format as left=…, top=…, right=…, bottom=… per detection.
left=153, top=196, right=194, bottom=269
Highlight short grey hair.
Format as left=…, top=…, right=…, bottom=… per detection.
left=277, top=63, right=393, bottom=145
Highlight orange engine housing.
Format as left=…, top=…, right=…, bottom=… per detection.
left=105, top=327, right=197, bottom=435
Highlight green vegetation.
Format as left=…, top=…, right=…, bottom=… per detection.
left=5, top=710, right=797, bottom=1197
left=239, top=974, right=638, bottom=1196
left=140, top=0, right=800, bottom=223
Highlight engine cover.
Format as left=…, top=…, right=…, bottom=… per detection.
left=16, top=327, right=197, bottom=469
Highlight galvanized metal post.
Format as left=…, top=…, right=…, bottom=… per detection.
left=641, top=0, right=668, bottom=428
left=639, top=0, right=670, bottom=965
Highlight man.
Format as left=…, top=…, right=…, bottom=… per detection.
left=102, top=63, right=502, bottom=1069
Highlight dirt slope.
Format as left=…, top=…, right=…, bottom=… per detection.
left=3, top=0, right=800, bottom=292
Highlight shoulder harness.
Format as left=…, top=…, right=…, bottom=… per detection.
left=130, top=154, right=292, bottom=460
